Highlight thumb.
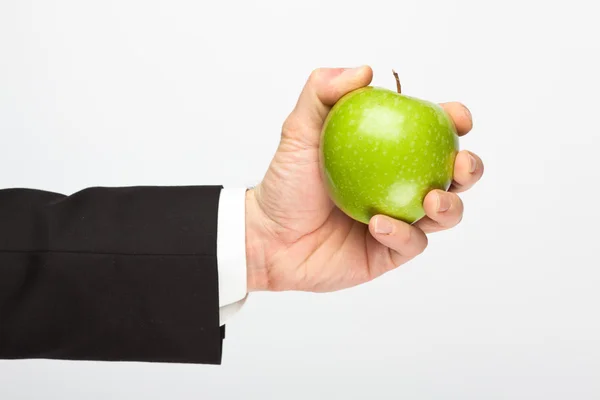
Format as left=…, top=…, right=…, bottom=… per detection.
left=282, top=65, right=373, bottom=145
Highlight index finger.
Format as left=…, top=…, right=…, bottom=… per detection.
left=440, top=102, right=473, bottom=136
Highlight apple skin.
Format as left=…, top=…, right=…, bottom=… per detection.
left=320, top=86, right=459, bottom=225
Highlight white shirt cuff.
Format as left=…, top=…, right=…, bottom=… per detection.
left=217, top=187, right=249, bottom=326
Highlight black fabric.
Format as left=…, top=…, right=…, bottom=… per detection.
left=0, top=186, right=224, bottom=364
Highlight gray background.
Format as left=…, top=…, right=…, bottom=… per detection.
left=1, top=0, right=599, bottom=399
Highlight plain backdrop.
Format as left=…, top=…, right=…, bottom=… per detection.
left=1, top=0, right=599, bottom=399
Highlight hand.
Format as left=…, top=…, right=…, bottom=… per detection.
left=245, top=66, right=484, bottom=292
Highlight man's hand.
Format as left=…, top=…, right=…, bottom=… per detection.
left=245, top=66, right=484, bottom=293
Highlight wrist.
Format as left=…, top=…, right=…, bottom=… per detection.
left=245, top=188, right=270, bottom=292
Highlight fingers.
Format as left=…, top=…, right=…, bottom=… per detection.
left=368, top=215, right=428, bottom=267
left=415, top=149, right=483, bottom=233
left=282, top=66, right=373, bottom=146
left=315, top=66, right=374, bottom=107
left=450, top=150, right=484, bottom=193
left=414, top=190, right=464, bottom=233
left=440, top=102, right=473, bottom=136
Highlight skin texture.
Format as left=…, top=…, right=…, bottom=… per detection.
left=321, top=86, right=459, bottom=224
left=244, top=66, right=484, bottom=293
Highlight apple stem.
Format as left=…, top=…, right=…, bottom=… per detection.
left=392, top=69, right=401, bottom=94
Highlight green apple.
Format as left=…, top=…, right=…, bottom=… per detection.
left=320, top=75, right=459, bottom=224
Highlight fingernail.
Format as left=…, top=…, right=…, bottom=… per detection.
left=468, top=153, right=477, bottom=173
left=437, top=193, right=451, bottom=213
left=374, top=216, right=393, bottom=235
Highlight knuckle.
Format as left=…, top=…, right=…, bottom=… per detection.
left=440, top=197, right=464, bottom=229
left=478, top=158, right=485, bottom=176
left=415, top=233, right=429, bottom=255
left=396, top=226, right=428, bottom=257
left=452, top=193, right=464, bottom=211
left=281, top=114, right=297, bottom=137
left=281, top=115, right=311, bottom=146
left=397, top=225, right=414, bottom=247
left=454, top=211, right=464, bottom=228
left=308, top=68, right=324, bottom=83
left=389, top=230, right=428, bottom=266
left=446, top=209, right=464, bottom=229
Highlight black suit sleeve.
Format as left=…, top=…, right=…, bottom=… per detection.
left=0, top=186, right=224, bottom=364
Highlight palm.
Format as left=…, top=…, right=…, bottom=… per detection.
left=256, top=129, right=395, bottom=292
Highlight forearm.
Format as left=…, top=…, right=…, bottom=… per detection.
left=0, top=186, right=223, bottom=364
